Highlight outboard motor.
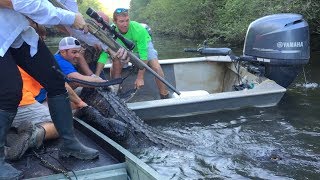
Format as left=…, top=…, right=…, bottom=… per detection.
left=243, top=13, right=310, bottom=87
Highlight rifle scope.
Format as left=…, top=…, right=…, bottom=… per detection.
left=86, top=7, right=136, bottom=51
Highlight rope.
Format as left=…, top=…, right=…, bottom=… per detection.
left=32, top=150, right=78, bottom=180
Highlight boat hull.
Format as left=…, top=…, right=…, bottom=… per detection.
left=129, top=81, right=285, bottom=120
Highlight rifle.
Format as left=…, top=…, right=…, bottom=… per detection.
left=85, top=8, right=180, bottom=95
left=48, top=0, right=180, bottom=95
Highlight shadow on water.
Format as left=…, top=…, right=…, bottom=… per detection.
left=135, top=36, right=320, bottom=179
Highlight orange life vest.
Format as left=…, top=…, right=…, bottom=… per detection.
left=18, top=67, right=43, bottom=106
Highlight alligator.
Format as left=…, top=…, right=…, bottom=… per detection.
left=75, top=88, right=190, bottom=150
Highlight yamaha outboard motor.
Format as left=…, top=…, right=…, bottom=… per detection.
left=243, top=13, right=310, bottom=87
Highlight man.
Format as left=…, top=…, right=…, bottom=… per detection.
left=55, top=36, right=127, bottom=89
left=0, top=0, right=98, bottom=179
left=55, top=0, right=105, bottom=78
left=55, top=36, right=107, bottom=88
left=80, top=11, right=129, bottom=95
left=6, top=68, right=88, bottom=160
left=81, top=11, right=126, bottom=79
left=112, top=8, right=170, bottom=99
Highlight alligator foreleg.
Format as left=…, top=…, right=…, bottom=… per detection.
left=78, top=88, right=191, bottom=149
left=74, top=106, right=128, bottom=142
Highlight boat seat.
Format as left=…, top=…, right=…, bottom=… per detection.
left=172, top=90, right=209, bottom=98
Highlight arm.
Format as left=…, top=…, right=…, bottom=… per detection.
left=135, top=23, right=152, bottom=61
left=76, top=54, right=94, bottom=76
left=133, top=23, right=150, bottom=88
left=94, top=51, right=109, bottom=77
left=11, top=0, right=86, bottom=31
left=65, top=83, right=87, bottom=109
left=56, top=25, right=71, bottom=35
left=95, top=62, right=105, bottom=77
left=0, top=0, right=13, bottom=8
left=54, top=0, right=108, bottom=49
left=67, top=71, right=106, bottom=88
left=135, top=63, right=146, bottom=89
left=12, top=0, right=75, bottom=26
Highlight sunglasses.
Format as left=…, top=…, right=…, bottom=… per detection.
left=114, top=8, right=128, bottom=14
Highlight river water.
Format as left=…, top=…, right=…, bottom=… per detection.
left=135, top=36, right=320, bottom=179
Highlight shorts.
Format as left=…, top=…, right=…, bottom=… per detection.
left=147, top=41, right=158, bottom=60
left=122, top=41, right=158, bottom=68
left=12, top=101, right=52, bottom=128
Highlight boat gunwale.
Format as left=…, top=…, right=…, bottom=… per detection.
left=104, top=55, right=234, bottom=68
left=127, top=80, right=286, bottom=110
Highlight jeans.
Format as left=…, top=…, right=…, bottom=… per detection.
left=0, top=40, right=66, bottom=111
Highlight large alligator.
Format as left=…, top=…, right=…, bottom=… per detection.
left=75, top=88, right=190, bottom=150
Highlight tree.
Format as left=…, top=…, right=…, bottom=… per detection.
left=129, top=0, right=320, bottom=45
left=78, top=0, right=103, bottom=18
left=130, top=0, right=151, bottom=21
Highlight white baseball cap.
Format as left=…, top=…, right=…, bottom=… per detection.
left=59, top=37, right=81, bottom=50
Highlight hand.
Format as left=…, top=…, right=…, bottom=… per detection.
left=72, top=13, right=88, bottom=33
left=134, top=78, right=144, bottom=89
left=116, top=48, right=130, bottom=64
left=91, top=74, right=104, bottom=80
left=74, top=101, right=88, bottom=109
left=94, top=44, right=102, bottom=52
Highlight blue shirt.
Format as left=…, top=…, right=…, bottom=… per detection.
left=0, top=0, right=75, bottom=57
left=54, top=54, right=77, bottom=75
left=35, top=88, right=47, bottom=103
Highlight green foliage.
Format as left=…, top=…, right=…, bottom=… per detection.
left=77, top=0, right=103, bottom=18
left=130, top=0, right=151, bottom=21
left=130, top=0, right=224, bottom=38
left=130, top=0, right=320, bottom=45
left=291, top=0, right=320, bottom=35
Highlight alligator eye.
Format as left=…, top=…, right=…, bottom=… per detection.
left=271, top=156, right=279, bottom=161
left=270, top=155, right=282, bottom=161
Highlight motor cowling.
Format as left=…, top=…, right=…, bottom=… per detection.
left=243, top=13, right=310, bottom=87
